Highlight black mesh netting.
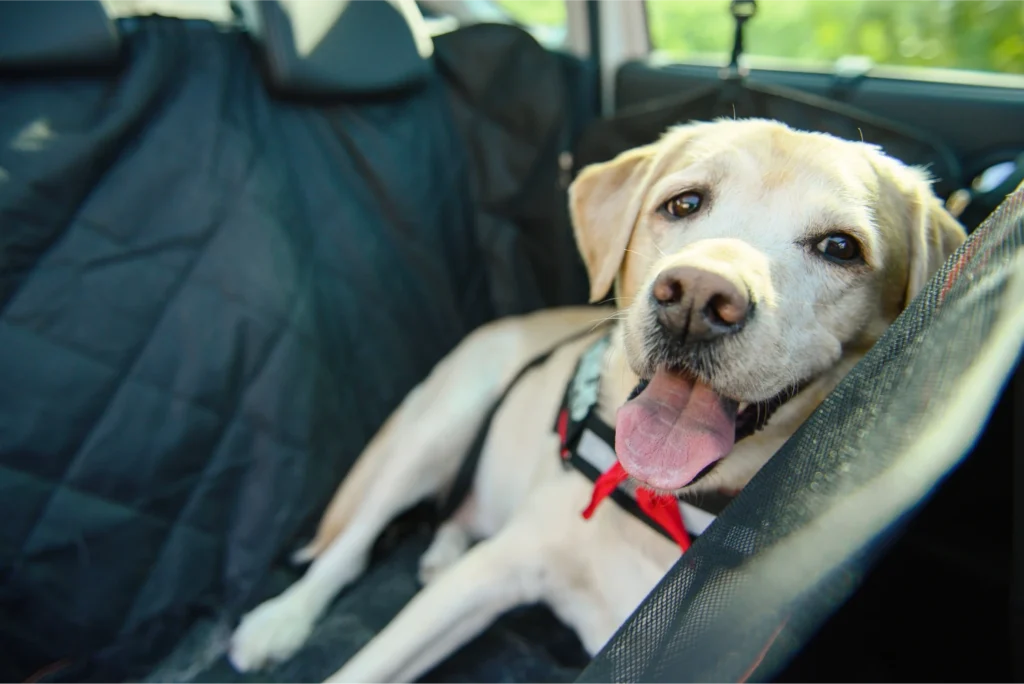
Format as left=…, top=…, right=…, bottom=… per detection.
left=578, top=183, right=1024, bottom=683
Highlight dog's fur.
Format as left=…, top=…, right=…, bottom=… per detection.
left=228, top=119, right=966, bottom=682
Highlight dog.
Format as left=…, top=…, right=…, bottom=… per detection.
left=227, top=118, right=966, bottom=682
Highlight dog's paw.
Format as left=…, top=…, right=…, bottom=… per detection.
left=228, top=592, right=315, bottom=672
left=418, top=523, right=470, bottom=585
left=290, top=543, right=316, bottom=566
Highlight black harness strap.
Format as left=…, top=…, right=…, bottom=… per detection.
left=438, top=324, right=607, bottom=520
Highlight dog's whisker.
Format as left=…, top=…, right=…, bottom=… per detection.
left=588, top=312, right=628, bottom=332
left=624, top=248, right=655, bottom=262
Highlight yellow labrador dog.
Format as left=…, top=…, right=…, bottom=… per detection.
left=228, top=119, right=966, bottom=682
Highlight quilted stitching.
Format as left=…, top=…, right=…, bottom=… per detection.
left=0, top=19, right=493, bottom=679
left=0, top=17, right=594, bottom=682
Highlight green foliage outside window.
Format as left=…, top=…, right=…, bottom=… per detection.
left=497, top=0, right=1024, bottom=76
left=496, top=0, right=567, bottom=28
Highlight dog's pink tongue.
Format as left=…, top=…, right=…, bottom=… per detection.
left=616, top=369, right=737, bottom=491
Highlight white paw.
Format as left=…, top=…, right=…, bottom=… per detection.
left=228, top=591, right=315, bottom=672
left=418, top=523, right=469, bottom=585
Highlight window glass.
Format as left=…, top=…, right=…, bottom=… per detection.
left=496, top=0, right=566, bottom=27
left=495, top=0, right=567, bottom=47
left=646, top=0, right=1024, bottom=76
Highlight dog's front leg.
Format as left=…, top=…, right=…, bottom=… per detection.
left=229, top=322, right=527, bottom=672
left=325, top=525, right=545, bottom=684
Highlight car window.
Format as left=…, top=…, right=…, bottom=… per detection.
left=645, top=0, right=1024, bottom=79
left=495, top=0, right=567, bottom=48
left=496, top=0, right=566, bottom=26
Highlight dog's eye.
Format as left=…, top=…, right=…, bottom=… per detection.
left=815, top=233, right=861, bottom=263
left=662, top=191, right=703, bottom=218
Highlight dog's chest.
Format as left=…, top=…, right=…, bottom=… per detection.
left=466, top=332, right=728, bottom=552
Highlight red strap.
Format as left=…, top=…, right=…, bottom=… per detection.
left=581, top=461, right=629, bottom=518
left=581, top=461, right=691, bottom=552
left=636, top=487, right=691, bottom=552
left=939, top=240, right=977, bottom=304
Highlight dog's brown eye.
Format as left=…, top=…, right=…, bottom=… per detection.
left=663, top=191, right=703, bottom=218
left=816, top=233, right=861, bottom=263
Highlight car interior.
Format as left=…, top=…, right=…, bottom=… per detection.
left=0, top=1, right=1021, bottom=682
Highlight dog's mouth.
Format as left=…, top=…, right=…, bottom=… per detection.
left=616, top=368, right=807, bottom=491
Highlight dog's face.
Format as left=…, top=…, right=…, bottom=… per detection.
left=569, top=119, right=966, bottom=491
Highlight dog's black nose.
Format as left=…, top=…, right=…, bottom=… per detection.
left=652, top=266, right=750, bottom=341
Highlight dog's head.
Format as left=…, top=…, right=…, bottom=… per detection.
left=569, top=118, right=966, bottom=492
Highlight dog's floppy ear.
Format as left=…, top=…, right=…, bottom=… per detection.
left=871, top=154, right=968, bottom=309
left=903, top=184, right=967, bottom=307
left=569, top=144, right=658, bottom=303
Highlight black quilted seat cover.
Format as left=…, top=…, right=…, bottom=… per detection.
left=0, top=17, right=480, bottom=677
left=0, top=17, right=593, bottom=682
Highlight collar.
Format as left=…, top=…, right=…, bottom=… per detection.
left=554, top=332, right=807, bottom=553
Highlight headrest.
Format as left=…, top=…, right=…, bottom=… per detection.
left=0, top=0, right=432, bottom=96
left=238, top=0, right=434, bottom=97
left=0, top=0, right=121, bottom=71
